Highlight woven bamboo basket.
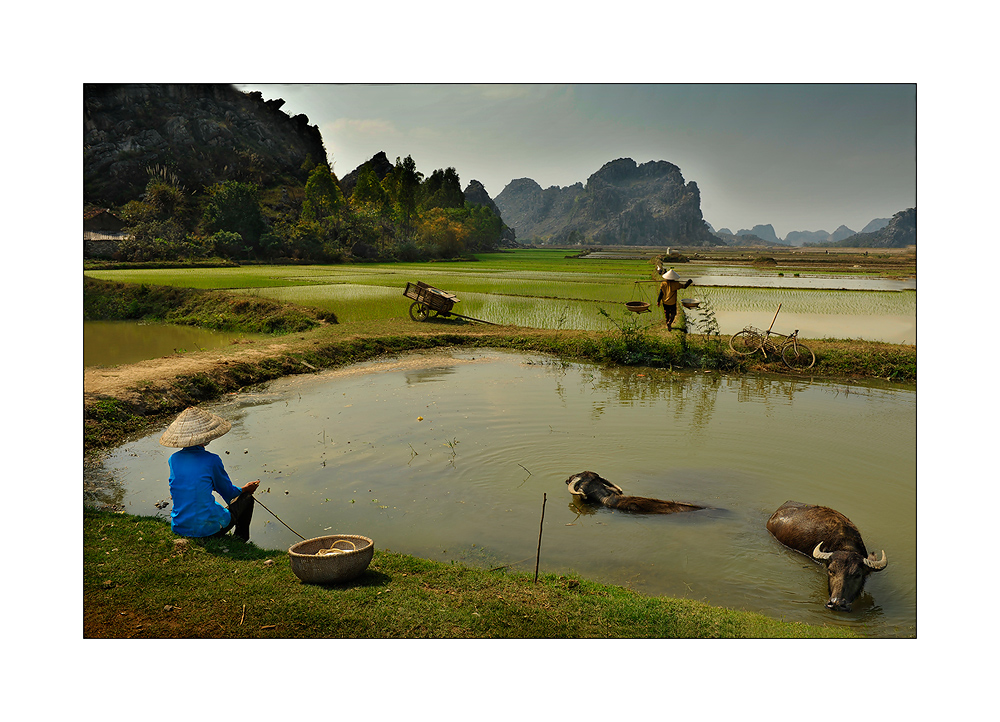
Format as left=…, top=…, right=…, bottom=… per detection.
left=625, top=301, right=651, bottom=313
left=288, top=534, right=374, bottom=584
left=681, top=298, right=700, bottom=309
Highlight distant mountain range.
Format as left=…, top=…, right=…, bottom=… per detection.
left=710, top=218, right=894, bottom=246
left=492, top=157, right=909, bottom=248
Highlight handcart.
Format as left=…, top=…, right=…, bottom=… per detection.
left=403, top=281, right=498, bottom=325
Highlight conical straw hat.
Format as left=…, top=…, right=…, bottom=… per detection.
left=159, top=407, right=232, bottom=448
left=662, top=269, right=680, bottom=280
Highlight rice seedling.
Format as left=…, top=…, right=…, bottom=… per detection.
left=84, top=250, right=915, bottom=340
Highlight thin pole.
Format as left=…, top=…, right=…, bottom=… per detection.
left=534, top=493, right=547, bottom=584
left=766, top=303, right=782, bottom=333
left=252, top=494, right=306, bottom=540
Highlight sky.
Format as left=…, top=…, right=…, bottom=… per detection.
left=234, top=83, right=916, bottom=240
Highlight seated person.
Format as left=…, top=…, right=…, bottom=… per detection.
left=159, top=406, right=259, bottom=541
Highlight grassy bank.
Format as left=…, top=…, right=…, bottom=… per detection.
left=84, top=276, right=337, bottom=333
left=84, top=509, right=858, bottom=639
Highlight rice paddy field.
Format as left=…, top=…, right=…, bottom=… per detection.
left=84, top=249, right=917, bottom=343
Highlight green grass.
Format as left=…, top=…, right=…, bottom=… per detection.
left=83, top=250, right=915, bottom=333
left=84, top=510, right=858, bottom=639
left=84, top=276, right=337, bottom=332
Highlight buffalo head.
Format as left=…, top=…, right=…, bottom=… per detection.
left=812, top=543, right=888, bottom=611
left=766, top=500, right=888, bottom=612
left=566, top=471, right=623, bottom=503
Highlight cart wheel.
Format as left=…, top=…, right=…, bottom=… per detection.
left=409, top=302, right=430, bottom=322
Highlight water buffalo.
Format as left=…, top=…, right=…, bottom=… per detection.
left=565, top=471, right=705, bottom=514
left=766, top=500, right=888, bottom=611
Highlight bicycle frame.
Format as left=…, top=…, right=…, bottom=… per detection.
left=729, top=303, right=814, bottom=370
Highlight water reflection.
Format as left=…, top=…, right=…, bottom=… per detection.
left=85, top=320, right=265, bottom=367
left=404, top=366, right=457, bottom=384
left=89, top=348, right=916, bottom=636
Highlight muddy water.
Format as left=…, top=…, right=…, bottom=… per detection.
left=84, top=321, right=264, bottom=367
left=93, top=349, right=916, bottom=636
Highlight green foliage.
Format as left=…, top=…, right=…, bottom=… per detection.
left=144, top=180, right=187, bottom=220
left=382, top=155, right=423, bottom=231
left=205, top=230, right=245, bottom=259
left=687, top=298, right=721, bottom=337
left=202, top=180, right=266, bottom=256
left=421, top=167, right=464, bottom=210
left=301, top=164, right=345, bottom=222
left=83, top=276, right=334, bottom=334
left=461, top=204, right=503, bottom=251
left=350, top=165, right=390, bottom=213
left=597, top=308, right=660, bottom=365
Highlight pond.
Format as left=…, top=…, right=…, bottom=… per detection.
left=89, top=349, right=916, bottom=637
left=84, top=321, right=266, bottom=368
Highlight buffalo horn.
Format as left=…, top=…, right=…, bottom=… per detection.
left=864, top=550, right=888, bottom=570
left=567, top=477, right=585, bottom=495
left=812, top=542, right=834, bottom=561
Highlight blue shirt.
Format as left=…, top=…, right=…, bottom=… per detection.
left=167, top=446, right=242, bottom=538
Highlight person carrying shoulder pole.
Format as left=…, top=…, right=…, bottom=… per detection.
left=656, top=268, right=693, bottom=332
left=159, top=407, right=259, bottom=542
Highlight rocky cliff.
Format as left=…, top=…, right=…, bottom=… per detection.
left=861, top=217, right=891, bottom=234
left=338, top=150, right=395, bottom=198
left=84, top=83, right=328, bottom=205
left=828, top=208, right=915, bottom=248
left=494, top=158, right=719, bottom=246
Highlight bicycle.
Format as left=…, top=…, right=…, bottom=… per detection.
left=728, top=303, right=815, bottom=370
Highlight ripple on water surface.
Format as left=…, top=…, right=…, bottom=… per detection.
left=91, top=349, right=916, bottom=636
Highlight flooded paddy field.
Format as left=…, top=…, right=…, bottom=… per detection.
left=89, top=348, right=916, bottom=636
left=86, top=248, right=916, bottom=344
left=84, top=320, right=267, bottom=368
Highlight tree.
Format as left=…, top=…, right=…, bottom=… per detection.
left=202, top=180, right=266, bottom=258
left=301, top=164, right=346, bottom=222
left=383, top=155, right=423, bottom=233
left=421, top=167, right=464, bottom=210
left=350, top=164, right=390, bottom=214
left=415, top=208, right=468, bottom=258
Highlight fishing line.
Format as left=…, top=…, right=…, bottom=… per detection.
left=251, top=493, right=307, bottom=540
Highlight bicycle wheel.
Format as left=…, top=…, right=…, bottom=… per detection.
left=409, top=302, right=430, bottom=322
left=729, top=329, right=764, bottom=356
left=781, top=339, right=815, bottom=369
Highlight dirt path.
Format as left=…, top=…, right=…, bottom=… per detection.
left=84, top=339, right=298, bottom=404
left=83, top=324, right=515, bottom=408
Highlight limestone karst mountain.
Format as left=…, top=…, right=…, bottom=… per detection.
left=494, top=158, right=718, bottom=246
left=84, top=83, right=327, bottom=206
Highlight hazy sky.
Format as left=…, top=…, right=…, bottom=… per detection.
left=234, top=83, right=915, bottom=239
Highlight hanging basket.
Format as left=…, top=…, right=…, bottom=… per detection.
left=625, top=301, right=651, bottom=313
left=681, top=298, right=700, bottom=309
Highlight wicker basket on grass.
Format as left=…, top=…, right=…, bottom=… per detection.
left=288, top=534, right=374, bottom=584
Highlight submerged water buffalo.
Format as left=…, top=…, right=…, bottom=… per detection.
left=766, top=500, right=888, bottom=612
left=565, top=471, right=705, bottom=514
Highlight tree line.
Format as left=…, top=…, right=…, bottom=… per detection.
left=104, top=155, right=506, bottom=263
